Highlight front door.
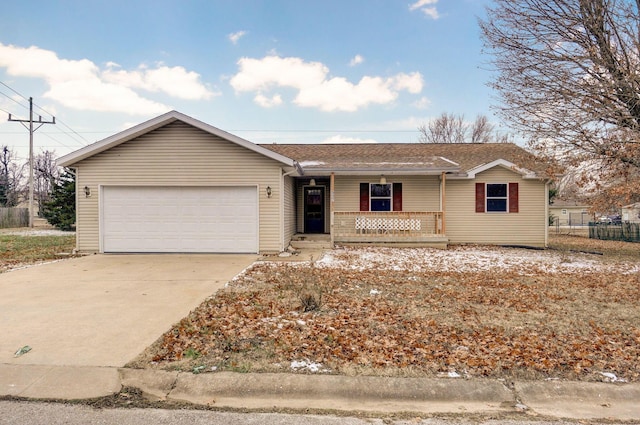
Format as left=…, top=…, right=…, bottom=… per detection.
left=304, top=186, right=325, bottom=233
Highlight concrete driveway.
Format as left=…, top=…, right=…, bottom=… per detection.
left=0, top=254, right=257, bottom=367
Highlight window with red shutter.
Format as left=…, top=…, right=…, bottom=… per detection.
left=509, top=182, right=519, bottom=213
left=393, top=183, right=402, bottom=211
left=475, top=183, right=485, bottom=213
left=359, top=183, right=369, bottom=211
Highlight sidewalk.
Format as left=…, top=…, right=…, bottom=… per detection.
left=1, top=364, right=639, bottom=421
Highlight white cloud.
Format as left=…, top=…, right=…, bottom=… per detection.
left=0, top=43, right=213, bottom=115
left=349, top=54, right=364, bottom=67
left=254, top=93, right=282, bottom=108
left=103, top=64, right=216, bottom=100
left=409, top=0, right=440, bottom=19
left=230, top=55, right=424, bottom=112
left=230, top=56, right=328, bottom=91
left=412, top=96, right=431, bottom=109
left=321, top=135, right=379, bottom=144
left=228, top=30, right=247, bottom=45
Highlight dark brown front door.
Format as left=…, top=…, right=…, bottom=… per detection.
left=304, top=187, right=325, bottom=233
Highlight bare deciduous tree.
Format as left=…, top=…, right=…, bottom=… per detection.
left=0, top=146, right=25, bottom=207
left=33, top=150, right=59, bottom=216
left=418, top=113, right=507, bottom=144
left=480, top=0, right=640, bottom=211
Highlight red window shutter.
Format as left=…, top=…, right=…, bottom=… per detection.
left=475, top=182, right=485, bottom=213
left=509, top=182, right=519, bottom=213
left=359, top=183, right=369, bottom=211
left=393, top=183, right=402, bottom=211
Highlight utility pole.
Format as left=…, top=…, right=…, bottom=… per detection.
left=8, top=97, right=55, bottom=227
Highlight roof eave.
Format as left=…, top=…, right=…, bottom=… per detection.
left=57, top=110, right=295, bottom=168
left=299, top=167, right=460, bottom=176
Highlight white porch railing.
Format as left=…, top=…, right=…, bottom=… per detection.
left=332, top=211, right=444, bottom=242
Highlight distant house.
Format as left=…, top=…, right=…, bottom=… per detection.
left=549, top=199, right=591, bottom=226
left=57, top=111, right=550, bottom=254
left=622, top=202, right=640, bottom=223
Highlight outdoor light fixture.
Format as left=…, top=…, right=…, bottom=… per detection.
left=309, top=178, right=316, bottom=186
left=266, top=186, right=272, bottom=198
left=84, top=186, right=91, bottom=197
left=379, top=175, right=387, bottom=185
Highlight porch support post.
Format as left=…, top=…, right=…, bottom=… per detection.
left=441, top=172, right=446, bottom=235
left=330, top=172, right=335, bottom=247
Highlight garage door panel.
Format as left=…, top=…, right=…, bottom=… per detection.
left=102, top=186, right=258, bottom=253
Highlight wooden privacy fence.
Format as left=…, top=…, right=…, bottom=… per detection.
left=589, top=222, right=640, bottom=243
left=0, top=207, right=29, bottom=228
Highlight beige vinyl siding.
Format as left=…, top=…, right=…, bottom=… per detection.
left=283, top=175, right=296, bottom=246
left=445, top=167, right=547, bottom=247
left=73, top=121, right=284, bottom=253
left=333, top=175, right=440, bottom=211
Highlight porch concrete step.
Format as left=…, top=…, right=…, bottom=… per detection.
left=290, top=234, right=332, bottom=249
left=290, top=240, right=333, bottom=249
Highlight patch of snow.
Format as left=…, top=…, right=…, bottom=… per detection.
left=447, top=371, right=461, bottom=378
left=290, top=360, right=328, bottom=373
left=369, top=289, right=381, bottom=295
left=600, top=372, right=627, bottom=382
left=298, top=161, right=325, bottom=167
left=317, top=245, right=640, bottom=275
left=2, top=229, right=75, bottom=237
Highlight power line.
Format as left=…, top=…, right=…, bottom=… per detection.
left=30, top=99, right=90, bottom=145
left=0, top=80, right=91, bottom=148
left=8, top=97, right=56, bottom=228
left=0, top=80, right=30, bottom=103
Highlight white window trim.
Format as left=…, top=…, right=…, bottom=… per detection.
left=486, top=182, right=508, bottom=213
left=369, top=183, right=393, bottom=212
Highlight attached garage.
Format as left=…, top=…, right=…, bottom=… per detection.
left=101, top=186, right=258, bottom=253
left=57, top=111, right=297, bottom=254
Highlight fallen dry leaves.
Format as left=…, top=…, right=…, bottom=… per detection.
left=142, top=238, right=640, bottom=382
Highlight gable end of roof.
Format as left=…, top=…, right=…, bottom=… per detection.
left=449, top=158, right=539, bottom=180
left=57, top=110, right=295, bottom=167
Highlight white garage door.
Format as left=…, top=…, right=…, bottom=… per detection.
left=101, top=186, right=258, bottom=253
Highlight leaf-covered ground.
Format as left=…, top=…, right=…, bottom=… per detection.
left=135, top=236, right=640, bottom=382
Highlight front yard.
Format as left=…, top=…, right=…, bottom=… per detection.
left=133, top=235, right=640, bottom=382
left=0, top=230, right=76, bottom=273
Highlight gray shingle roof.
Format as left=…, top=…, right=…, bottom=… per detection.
left=262, top=143, right=543, bottom=176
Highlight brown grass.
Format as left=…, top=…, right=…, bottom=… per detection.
left=0, top=234, right=76, bottom=273
left=133, top=235, right=640, bottom=382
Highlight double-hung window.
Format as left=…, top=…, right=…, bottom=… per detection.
left=360, top=182, right=403, bottom=212
left=486, top=183, right=508, bottom=212
left=475, top=182, right=519, bottom=213
left=370, top=184, right=392, bottom=211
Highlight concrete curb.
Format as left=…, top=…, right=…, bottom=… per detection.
left=0, top=364, right=120, bottom=400
left=166, top=372, right=515, bottom=414
left=3, top=364, right=640, bottom=420
left=119, top=368, right=640, bottom=419
left=516, top=380, right=640, bottom=420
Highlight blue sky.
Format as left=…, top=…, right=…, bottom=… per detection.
left=0, top=0, right=495, bottom=163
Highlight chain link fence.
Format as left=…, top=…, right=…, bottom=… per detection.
left=589, top=222, right=640, bottom=243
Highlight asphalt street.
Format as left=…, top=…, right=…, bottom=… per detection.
left=0, top=401, right=630, bottom=425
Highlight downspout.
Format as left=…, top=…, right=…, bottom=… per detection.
left=545, top=180, right=549, bottom=247
left=330, top=172, right=335, bottom=248
left=441, top=172, right=446, bottom=235
left=280, top=168, right=299, bottom=252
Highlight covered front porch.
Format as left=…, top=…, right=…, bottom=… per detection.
left=289, top=173, right=449, bottom=249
